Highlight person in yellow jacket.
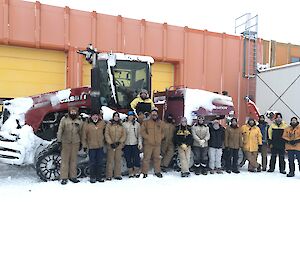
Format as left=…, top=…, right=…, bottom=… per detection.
left=267, top=113, right=288, bottom=174
left=241, top=118, right=262, bottom=172
left=130, top=89, right=155, bottom=116
left=282, top=117, right=300, bottom=177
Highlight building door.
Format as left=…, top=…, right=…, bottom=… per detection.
left=0, top=45, right=66, bottom=98
left=152, top=62, right=174, bottom=92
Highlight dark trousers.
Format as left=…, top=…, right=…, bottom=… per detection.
left=225, top=148, right=239, bottom=171
left=192, top=146, right=208, bottom=168
left=269, top=148, right=286, bottom=172
left=287, top=150, right=300, bottom=173
left=123, top=145, right=141, bottom=169
left=89, top=148, right=104, bottom=179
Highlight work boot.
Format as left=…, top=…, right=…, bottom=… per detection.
left=287, top=171, right=295, bottom=177
left=154, top=172, right=163, bottom=178
left=106, top=177, right=112, bottom=181
left=267, top=169, right=274, bottom=173
left=143, top=173, right=148, bottom=178
left=225, top=170, right=231, bottom=174
left=232, top=170, right=240, bottom=174
left=181, top=172, right=190, bottom=177
left=114, top=176, right=123, bottom=180
left=194, top=168, right=201, bottom=175
left=257, top=164, right=262, bottom=172
left=129, top=175, right=135, bottom=178
left=97, top=178, right=105, bottom=182
left=161, top=166, right=168, bottom=172
left=90, top=177, right=97, bottom=183
left=201, top=170, right=208, bottom=175
left=69, top=178, right=80, bottom=183
left=135, top=174, right=141, bottom=178
left=61, top=179, right=68, bottom=185
left=280, top=170, right=286, bottom=175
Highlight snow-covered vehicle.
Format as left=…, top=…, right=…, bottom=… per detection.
left=0, top=45, right=152, bottom=181
left=0, top=44, right=235, bottom=181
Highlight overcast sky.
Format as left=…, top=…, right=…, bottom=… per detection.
left=27, top=0, right=300, bottom=45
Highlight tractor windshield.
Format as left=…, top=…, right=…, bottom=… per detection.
left=111, top=60, right=150, bottom=109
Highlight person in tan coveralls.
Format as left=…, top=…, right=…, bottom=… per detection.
left=82, top=110, right=106, bottom=183
left=105, top=112, right=126, bottom=180
left=141, top=108, right=164, bottom=178
left=161, top=114, right=176, bottom=172
left=57, top=106, right=83, bottom=185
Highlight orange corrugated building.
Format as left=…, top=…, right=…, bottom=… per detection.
left=0, top=0, right=299, bottom=122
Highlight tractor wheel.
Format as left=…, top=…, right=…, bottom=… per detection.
left=36, top=151, right=82, bottom=181
left=36, top=152, right=61, bottom=181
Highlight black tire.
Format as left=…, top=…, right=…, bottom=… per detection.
left=36, top=152, right=61, bottom=181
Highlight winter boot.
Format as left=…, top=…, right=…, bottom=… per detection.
left=61, top=179, right=68, bottom=185
left=257, top=164, right=262, bottom=172
left=201, top=170, right=208, bottom=175
left=90, top=177, right=97, bottom=183
left=194, top=167, right=201, bottom=175
left=69, top=178, right=80, bottom=183
left=232, top=170, right=240, bottom=174
left=114, top=176, right=123, bottom=180
left=225, top=170, right=231, bottom=174
left=154, top=172, right=163, bottom=178
left=143, top=173, right=148, bottom=178
left=280, top=170, right=286, bottom=174
left=287, top=171, right=295, bottom=177
left=181, top=171, right=190, bottom=177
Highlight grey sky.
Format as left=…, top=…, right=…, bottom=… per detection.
left=27, top=0, right=300, bottom=45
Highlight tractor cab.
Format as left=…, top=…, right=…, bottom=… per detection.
left=78, top=45, right=154, bottom=113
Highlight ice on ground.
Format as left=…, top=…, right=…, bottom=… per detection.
left=0, top=161, right=300, bottom=257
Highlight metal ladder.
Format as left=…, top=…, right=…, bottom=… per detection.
left=235, top=13, right=258, bottom=79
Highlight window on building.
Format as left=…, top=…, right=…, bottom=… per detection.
left=291, top=57, right=300, bottom=63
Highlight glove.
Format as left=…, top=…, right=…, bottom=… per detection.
left=199, top=139, right=205, bottom=146
left=115, top=142, right=120, bottom=147
left=57, top=141, right=62, bottom=151
left=181, top=144, right=188, bottom=150
left=111, top=143, right=117, bottom=149
left=138, top=143, right=143, bottom=150
left=290, top=140, right=296, bottom=145
left=258, top=145, right=262, bottom=152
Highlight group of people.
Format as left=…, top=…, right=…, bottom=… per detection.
left=56, top=90, right=300, bottom=185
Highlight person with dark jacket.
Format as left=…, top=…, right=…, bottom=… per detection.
left=105, top=112, right=126, bottom=180
left=267, top=113, right=288, bottom=174
left=174, top=117, right=194, bottom=177
left=82, top=110, right=106, bottom=183
left=258, top=115, right=269, bottom=171
left=224, top=117, right=242, bottom=173
left=57, top=106, right=83, bottom=185
left=208, top=120, right=225, bottom=174
left=282, top=117, right=300, bottom=177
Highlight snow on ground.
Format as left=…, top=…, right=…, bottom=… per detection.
left=1, top=162, right=300, bottom=257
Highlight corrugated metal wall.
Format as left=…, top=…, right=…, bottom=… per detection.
left=0, top=0, right=267, bottom=122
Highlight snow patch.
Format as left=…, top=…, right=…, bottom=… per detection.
left=183, top=88, right=233, bottom=125
left=102, top=106, right=127, bottom=121
left=50, top=88, right=71, bottom=106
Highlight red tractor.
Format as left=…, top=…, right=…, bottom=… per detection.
left=0, top=44, right=234, bottom=181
